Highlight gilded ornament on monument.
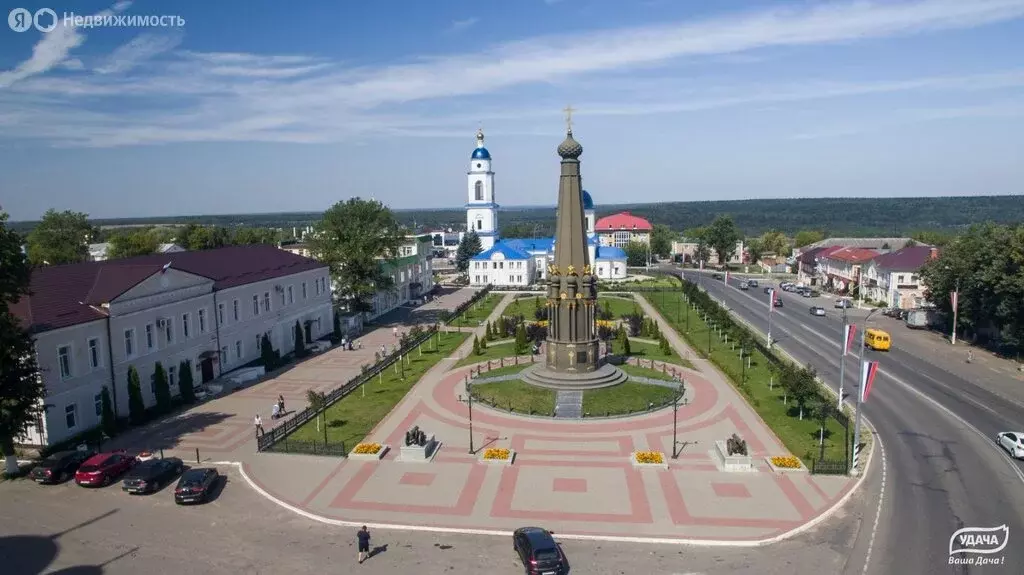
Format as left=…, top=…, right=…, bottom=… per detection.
left=549, top=264, right=560, bottom=276
left=560, top=292, right=567, bottom=299
left=583, top=264, right=592, bottom=275
left=575, top=293, right=583, bottom=299
left=567, top=265, right=577, bottom=276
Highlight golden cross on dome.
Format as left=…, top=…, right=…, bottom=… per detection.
left=563, top=105, right=576, bottom=132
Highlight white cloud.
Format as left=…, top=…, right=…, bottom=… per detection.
left=1, top=0, right=1023, bottom=146
left=447, top=18, right=480, bottom=33
left=791, top=101, right=1024, bottom=139
left=94, top=32, right=183, bottom=75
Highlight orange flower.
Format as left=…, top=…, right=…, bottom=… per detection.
left=770, top=455, right=801, bottom=469
left=482, top=448, right=511, bottom=460
left=352, top=443, right=382, bottom=455
left=634, top=451, right=665, bottom=464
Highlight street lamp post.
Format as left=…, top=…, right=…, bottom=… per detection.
left=851, top=308, right=878, bottom=474
left=837, top=304, right=849, bottom=410
left=672, top=380, right=686, bottom=458
left=465, top=375, right=475, bottom=454
left=951, top=276, right=960, bottom=346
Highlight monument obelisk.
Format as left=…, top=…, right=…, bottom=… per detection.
left=522, top=107, right=626, bottom=390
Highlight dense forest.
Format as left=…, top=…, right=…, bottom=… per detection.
left=9, top=195, right=1021, bottom=238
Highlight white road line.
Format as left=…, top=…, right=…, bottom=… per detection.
left=862, top=433, right=887, bottom=575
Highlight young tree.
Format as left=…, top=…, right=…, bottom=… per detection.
left=617, top=325, right=631, bottom=356
left=100, top=387, right=117, bottom=437
left=514, top=323, right=528, bottom=355
left=178, top=360, right=196, bottom=404
left=294, top=320, right=306, bottom=358
left=307, top=198, right=405, bottom=314
left=455, top=230, right=483, bottom=273
left=814, top=396, right=833, bottom=459
left=306, top=390, right=327, bottom=433
left=472, top=335, right=482, bottom=356
left=108, top=229, right=160, bottom=259
left=624, top=241, right=648, bottom=267
left=0, top=213, right=45, bottom=474
left=127, top=366, right=146, bottom=425
left=332, top=310, right=342, bottom=343
left=705, top=215, right=742, bottom=267
left=25, top=209, right=93, bottom=265
left=260, top=334, right=276, bottom=370
left=649, top=224, right=675, bottom=259
left=153, top=362, right=171, bottom=414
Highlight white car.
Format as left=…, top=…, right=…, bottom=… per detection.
left=809, top=306, right=826, bottom=317
left=835, top=298, right=852, bottom=309
left=996, top=432, right=1024, bottom=458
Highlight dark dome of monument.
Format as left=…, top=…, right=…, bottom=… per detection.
left=557, top=131, right=582, bottom=159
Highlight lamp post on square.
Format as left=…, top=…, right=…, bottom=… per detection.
left=672, top=379, right=688, bottom=459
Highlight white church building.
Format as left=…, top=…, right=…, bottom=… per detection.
left=465, top=129, right=628, bottom=287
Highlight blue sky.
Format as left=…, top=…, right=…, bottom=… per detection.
left=1, top=0, right=1023, bottom=220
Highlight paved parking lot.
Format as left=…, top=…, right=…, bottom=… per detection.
left=0, top=465, right=873, bottom=575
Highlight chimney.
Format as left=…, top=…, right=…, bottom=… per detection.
left=929, top=247, right=938, bottom=260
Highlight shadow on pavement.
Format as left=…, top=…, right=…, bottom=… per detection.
left=105, top=411, right=235, bottom=454
left=0, top=510, right=125, bottom=575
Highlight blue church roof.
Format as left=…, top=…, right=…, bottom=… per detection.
left=505, top=238, right=554, bottom=253
left=582, top=190, right=594, bottom=210
left=471, top=147, right=491, bottom=160
left=595, top=245, right=627, bottom=260
left=471, top=241, right=531, bottom=260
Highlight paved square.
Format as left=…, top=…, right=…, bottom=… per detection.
left=711, top=482, right=752, bottom=498
left=662, top=470, right=805, bottom=523
left=331, top=461, right=486, bottom=516
left=400, top=472, right=437, bottom=487
left=552, top=478, right=588, bottom=493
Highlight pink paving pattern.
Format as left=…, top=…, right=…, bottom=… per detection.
left=552, top=478, right=588, bottom=493
left=399, top=472, right=436, bottom=487
left=712, top=482, right=752, bottom=498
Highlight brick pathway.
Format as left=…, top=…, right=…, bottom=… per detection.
left=236, top=292, right=858, bottom=542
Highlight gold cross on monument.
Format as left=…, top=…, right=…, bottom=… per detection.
left=563, top=105, right=576, bottom=132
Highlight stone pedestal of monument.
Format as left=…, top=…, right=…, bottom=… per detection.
left=398, top=436, right=440, bottom=463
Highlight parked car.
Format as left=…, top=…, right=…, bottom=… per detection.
left=174, top=467, right=220, bottom=504
left=513, top=526, right=569, bottom=575
left=996, top=432, right=1024, bottom=459
left=30, top=449, right=94, bottom=484
left=780, top=282, right=795, bottom=291
left=763, top=286, right=772, bottom=294
left=835, top=298, right=852, bottom=309
left=713, top=273, right=723, bottom=280
left=809, top=306, right=826, bottom=317
left=122, top=457, right=185, bottom=495
left=774, top=298, right=784, bottom=308
left=738, top=281, right=749, bottom=290
left=748, top=279, right=758, bottom=287
left=74, top=451, right=136, bottom=487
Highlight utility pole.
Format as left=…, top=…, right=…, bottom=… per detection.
left=951, top=276, right=960, bottom=345
left=851, top=309, right=878, bottom=474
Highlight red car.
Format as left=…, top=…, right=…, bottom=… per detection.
left=74, top=450, right=136, bottom=487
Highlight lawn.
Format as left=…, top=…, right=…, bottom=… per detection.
left=503, top=294, right=641, bottom=321
left=582, top=382, right=678, bottom=416
left=620, top=362, right=681, bottom=382
left=456, top=341, right=534, bottom=367
left=285, top=331, right=468, bottom=449
left=623, top=338, right=689, bottom=367
left=600, top=276, right=681, bottom=290
left=472, top=379, right=556, bottom=415
left=450, top=293, right=504, bottom=326
left=647, top=293, right=848, bottom=465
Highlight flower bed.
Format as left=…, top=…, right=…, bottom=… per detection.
left=765, top=454, right=806, bottom=473
left=478, top=447, right=515, bottom=466
left=631, top=450, right=668, bottom=469
left=348, top=443, right=389, bottom=461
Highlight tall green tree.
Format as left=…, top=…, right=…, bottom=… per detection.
left=686, top=227, right=712, bottom=265
left=108, top=229, right=160, bottom=259
left=745, top=238, right=764, bottom=266
left=758, top=230, right=790, bottom=257
left=705, top=215, right=741, bottom=266
left=233, top=227, right=281, bottom=246
left=455, top=230, right=483, bottom=273
left=126, top=366, right=146, bottom=425
left=649, top=224, right=675, bottom=259
left=624, top=241, right=648, bottom=267
left=794, top=230, right=826, bottom=249
left=514, top=323, right=528, bottom=355
left=294, top=320, right=306, bottom=358
left=153, top=362, right=171, bottom=414
left=307, top=198, right=406, bottom=313
left=25, top=209, right=92, bottom=265
left=180, top=224, right=231, bottom=251
left=1, top=212, right=45, bottom=474
left=100, top=387, right=117, bottom=437
left=260, top=333, right=277, bottom=369
left=178, top=360, right=195, bottom=404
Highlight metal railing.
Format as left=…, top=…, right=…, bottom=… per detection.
left=811, top=458, right=849, bottom=475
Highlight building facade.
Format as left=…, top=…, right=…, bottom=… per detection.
left=863, top=246, right=937, bottom=308
left=12, top=245, right=333, bottom=447
left=366, top=235, right=435, bottom=320
left=466, top=129, right=499, bottom=252
left=595, top=212, right=652, bottom=248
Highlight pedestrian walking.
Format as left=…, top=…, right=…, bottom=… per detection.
left=254, top=413, right=264, bottom=436
left=393, top=326, right=399, bottom=339
left=356, top=525, right=371, bottom=564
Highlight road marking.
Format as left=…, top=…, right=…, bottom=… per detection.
left=862, top=433, right=887, bottom=575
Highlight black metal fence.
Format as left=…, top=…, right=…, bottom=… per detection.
left=811, top=458, right=849, bottom=475
left=257, top=325, right=440, bottom=454
left=441, top=285, right=494, bottom=323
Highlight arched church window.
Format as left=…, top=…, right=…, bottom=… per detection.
left=476, top=219, right=483, bottom=230
left=474, top=181, right=483, bottom=201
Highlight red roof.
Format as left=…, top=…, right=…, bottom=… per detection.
left=12, top=245, right=326, bottom=334
left=872, top=246, right=936, bottom=272
left=825, top=247, right=878, bottom=263
left=595, top=211, right=652, bottom=232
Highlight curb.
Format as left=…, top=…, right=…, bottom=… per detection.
left=232, top=437, right=875, bottom=548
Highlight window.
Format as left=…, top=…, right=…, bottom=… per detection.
left=168, top=366, right=177, bottom=389
left=55, top=345, right=72, bottom=379
left=124, top=328, right=136, bottom=358
left=198, top=309, right=207, bottom=333
left=94, top=393, right=103, bottom=416
left=235, top=340, right=243, bottom=359
left=221, top=346, right=229, bottom=364
left=474, top=180, right=483, bottom=201
left=287, top=285, right=294, bottom=304
left=263, top=292, right=271, bottom=312
left=476, top=219, right=482, bottom=230
left=252, top=294, right=260, bottom=316
left=302, top=282, right=307, bottom=299
left=182, top=313, right=191, bottom=338
left=233, top=299, right=240, bottom=321
left=217, top=303, right=225, bottom=325
left=146, top=324, right=155, bottom=350
left=164, top=319, right=174, bottom=343
left=280, top=289, right=286, bottom=307
left=88, top=337, right=100, bottom=369
left=64, top=404, right=77, bottom=430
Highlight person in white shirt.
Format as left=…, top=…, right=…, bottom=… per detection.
left=254, top=414, right=264, bottom=436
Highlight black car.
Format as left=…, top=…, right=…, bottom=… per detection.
left=748, top=279, right=759, bottom=287
left=513, top=527, right=569, bottom=575
left=763, top=286, right=772, bottom=294
left=29, top=450, right=94, bottom=484
left=122, top=457, right=184, bottom=494
left=774, top=297, right=784, bottom=307
left=174, top=467, right=219, bottom=504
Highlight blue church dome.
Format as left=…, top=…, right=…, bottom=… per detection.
left=582, top=190, right=594, bottom=210
left=472, top=147, right=491, bottom=160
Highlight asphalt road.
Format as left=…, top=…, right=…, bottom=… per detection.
left=674, top=268, right=1024, bottom=575
left=0, top=465, right=873, bottom=575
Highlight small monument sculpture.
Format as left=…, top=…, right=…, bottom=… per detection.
left=399, top=425, right=439, bottom=463
left=715, top=432, right=754, bottom=472
left=726, top=433, right=748, bottom=456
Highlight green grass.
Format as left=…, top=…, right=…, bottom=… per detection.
left=451, top=293, right=504, bottom=326
left=620, top=363, right=681, bottom=382
left=472, top=379, right=556, bottom=415
left=473, top=363, right=532, bottom=379
left=504, top=293, right=641, bottom=321
left=600, top=276, right=681, bottom=290
left=286, top=331, right=469, bottom=448
left=623, top=338, right=690, bottom=367
left=647, top=293, right=848, bottom=465
left=456, top=340, right=517, bottom=367
left=582, top=382, right=678, bottom=416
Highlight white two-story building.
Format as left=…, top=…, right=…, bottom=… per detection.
left=863, top=246, right=937, bottom=308
left=366, top=234, right=435, bottom=321
left=12, top=245, right=333, bottom=447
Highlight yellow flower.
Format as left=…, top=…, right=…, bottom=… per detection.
left=482, top=448, right=511, bottom=460
left=634, top=451, right=665, bottom=464
left=353, top=443, right=382, bottom=455
left=770, top=455, right=801, bottom=469
left=596, top=320, right=615, bottom=328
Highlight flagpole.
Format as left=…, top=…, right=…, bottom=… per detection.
left=766, top=289, right=774, bottom=349
left=838, top=308, right=847, bottom=410
left=951, top=278, right=960, bottom=345
left=851, top=308, right=878, bottom=474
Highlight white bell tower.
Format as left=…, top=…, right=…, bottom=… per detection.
left=466, top=128, right=498, bottom=251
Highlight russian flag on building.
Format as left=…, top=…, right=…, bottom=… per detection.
left=844, top=324, right=857, bottom=356
left=860, top=361, right=879, bottom=402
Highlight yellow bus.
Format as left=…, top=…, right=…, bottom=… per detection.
left=865, top=328, right=891, bottom=351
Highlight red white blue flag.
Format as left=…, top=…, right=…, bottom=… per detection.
left=860, top=361, right=879, bottom=402
left=768, top=288, right=776, bottom=311
left=725, top=271, right=730, bottom=284
left=844, top=324, right=857, bottom=356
